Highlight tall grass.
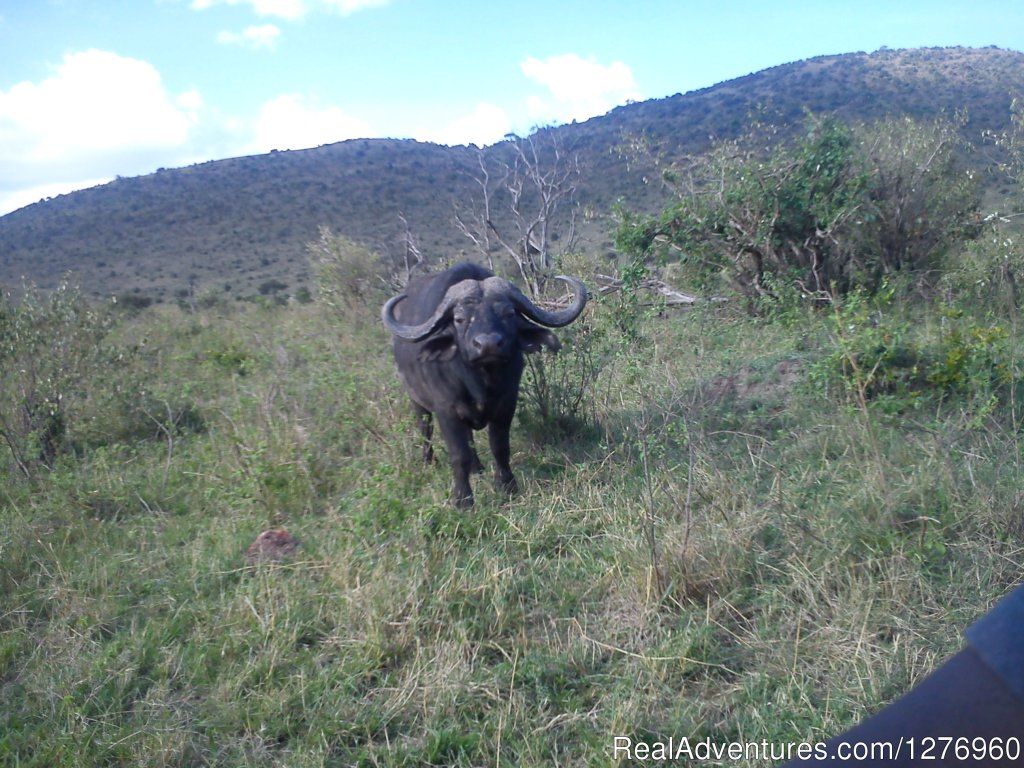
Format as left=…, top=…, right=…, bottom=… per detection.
left=1, top=280, right=1023, bottom=766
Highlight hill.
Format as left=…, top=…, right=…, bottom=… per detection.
left=1, top=45, right=1022, bottom=300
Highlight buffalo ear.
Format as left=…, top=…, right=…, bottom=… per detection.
left=418, top=334, right=459, bottom=362
left=519, top=326, right=561, bottom=354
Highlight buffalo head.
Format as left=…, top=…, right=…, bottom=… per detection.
left=382, top=273, right=587, bottom=365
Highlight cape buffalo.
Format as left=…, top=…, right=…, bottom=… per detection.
left=382, top=262, right=588, bottom=508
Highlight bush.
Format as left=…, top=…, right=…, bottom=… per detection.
left=939, top=221, right=1024, bottom=313
left=0, top=281, right=115, bottom=476
left=812, top=287, right=1012, bottom=413
left=308, top=226, right=390, bottom=324
left=518, top=255, right=624, bottom=442
left=615, top=114, right=981, bottom=307
left=520, top=308, right=609, bottom=441
left=615, top=117, right=869, bottom=303
left=858, top=115, right=981, bottom=281
left=926, top=310, right=1011, bottom=398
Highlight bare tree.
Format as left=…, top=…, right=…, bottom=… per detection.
left=396, top=211, right=425, bottom=287
left=455, top=129, right=580, bottom=297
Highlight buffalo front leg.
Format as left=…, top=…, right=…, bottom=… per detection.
left=453, top=402, right=484, bottom=473
left=488, top=416, right=518, bottom=496
left=436, top=413, right=476, bottom=508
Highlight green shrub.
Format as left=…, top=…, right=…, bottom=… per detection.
left=0, top=281, right=116, bottom=476
left=939, top=222, right=1024, bottom=314
left=308, top=226, right=390, bottom=324
left=519, top=256, right=630, bottom=444
left=926, top=311, right=1011, bottom=396
left=520, top=306, right=611, bottom=441
left=615, top=114, right=981, bottom=306
left=812, top=288, right=1012, bottom=413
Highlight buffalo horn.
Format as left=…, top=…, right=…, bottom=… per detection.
left=381, top=280, right=475, bottom=341
left=507, top=275, right=588, bottom=327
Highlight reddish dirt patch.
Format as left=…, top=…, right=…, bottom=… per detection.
left=245, top=528, right=299, bottom=565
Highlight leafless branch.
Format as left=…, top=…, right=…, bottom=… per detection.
left=594, top=273, right=728, bottom=307
left=455, top=131, right=580, bottom=297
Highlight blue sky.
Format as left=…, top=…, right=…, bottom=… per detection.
left=1, top=0, right=1021, bottom=215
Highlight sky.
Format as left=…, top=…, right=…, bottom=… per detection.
left=1, top=0, right=1022, bottom=216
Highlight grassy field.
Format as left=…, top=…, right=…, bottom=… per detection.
left=2, top=271, right=1023, bottom=766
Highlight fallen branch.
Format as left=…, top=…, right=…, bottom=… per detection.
left=595, top=273, right=728, bottom=306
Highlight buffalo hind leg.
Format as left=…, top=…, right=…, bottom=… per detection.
left=414, top=403, right=435, bottom=464
left=467, top=434, right=484, bottom=474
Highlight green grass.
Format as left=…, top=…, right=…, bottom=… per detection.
left=2, top=288, right=1023, bottom=766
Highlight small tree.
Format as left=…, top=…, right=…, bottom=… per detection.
left=0, top=281, right=114, bottom=476
left=986, top=97, right=1024, bottom=186
left=615, top=116, right=868, bottom=302
left=616, top=114, right=981, bottom=305
left=308, top=227, right=390, bottom=324
left=858, top=114, right=980, bottom=280
left=454, top=132, right=603, bottom=435
left=947, top=101, right=1024, bottom=310
left=455, top=128, right=580, bottom=297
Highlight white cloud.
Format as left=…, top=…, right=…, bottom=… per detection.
left=216, top=24, right=281, bottom=49
left=521, top=53, right=641, bottom=126
left=320, top=0, right=390, bottom=15
left=192, top=0, right=387, bottom=19
left=0, top=49, right=205, bottom=215
left=192, top=0, right=305, bottom=19
left=417, top=103, right=512, bottom=147
left=0, top=49, right=198, bottom=169
left=177, top=90, right=205, bottom=112
left=0, top=177, right=112, bottom=217
left=246, top=93, right=372, bottom=153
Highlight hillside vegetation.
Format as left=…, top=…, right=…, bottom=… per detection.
left=2, top=46, right=1024, bottom=300
left=2, top=46, right=1024, bottom=767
